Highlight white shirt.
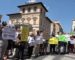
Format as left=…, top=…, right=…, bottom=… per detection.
left=65, top=34, right=71, bottom=41
left=15, top=32, right=19, bottom=42
left=35, top=35, right=43, bottom=44
left=56, top=35, right=59, bottom=37
left=70, top=39, right=75, bottom=44
left=28, top=36, right=35, bottom=46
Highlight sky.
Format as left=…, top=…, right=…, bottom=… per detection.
left=0, top=0, right=75, bottom=33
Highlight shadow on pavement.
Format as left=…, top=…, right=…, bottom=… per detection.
left=31, top=55, right=48, bottom=60
left=52, top=55, right=64, bottom=60
left=30, top=54, right=62, bottom=60
left=64, top=55, right=75, bottom=59
left=29, top=54, right=75, bottom=60
left=53, top=54, right=75, bottom=60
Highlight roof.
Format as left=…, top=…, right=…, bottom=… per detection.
left=18, top=2, right=48, bottom=12
left=7, top=13, right=21, bottom=16
left=46, top=17, right=53, bottom=23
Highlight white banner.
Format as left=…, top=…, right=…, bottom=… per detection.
left=2, top=26, right=16, bottom=40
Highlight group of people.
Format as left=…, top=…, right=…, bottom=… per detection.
left=48, top=32, right=75, bottom=54
left=0, top=24, right=75, bottom=60
left=15, top=30, right=47, bottom=60
left=7, top=30, right=75, bottom=60
left=0, top=24, right=47, bottom=60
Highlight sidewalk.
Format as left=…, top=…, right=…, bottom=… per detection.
left=8, top=54, right=75, bottom=60
left=26, top=54, right=75, bottom=60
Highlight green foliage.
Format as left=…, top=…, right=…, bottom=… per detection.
left=2, top=21, right=7, bottom=26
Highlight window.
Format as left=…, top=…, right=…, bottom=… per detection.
left=12, top=19, right=14, bottom=23
left=27, top=17, right=31, bottom=23
left=16, top=20, right=19, bottom=24
left=34, top=7, right=37, bottom=12
left=41, top=8, right=43, bottom=13
left=22, top=8, right=25, bottom=13
left=33, top=17, right=37, bottom=25
left=34, top=19, right=36, bottom=25
left=28, top=7, right=31, bottom=12
left=21, top=18, right=25, bottom=23
left=19, top=20, right=22, bottom=24
left=74, top=26, right=75, bottom=32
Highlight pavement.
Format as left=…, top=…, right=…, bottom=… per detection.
left=8, top=54, right=75, bottom=60
left=26, top=54, right=75, bottom=60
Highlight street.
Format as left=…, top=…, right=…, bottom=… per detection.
left=8, top=54, right=75, bottom=60
left=25, top=54, right=75, bottom=60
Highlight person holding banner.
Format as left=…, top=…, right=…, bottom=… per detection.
left=0, top=26, right=4, bottom=60
left=16, top=26, right=29, bottom=60
left=0, top=26, right=8, bottom=60
left=2, top=25, right=16, bottom=60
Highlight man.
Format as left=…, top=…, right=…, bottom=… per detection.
left=64, top=33, right=71, bottom=53
left=57, top=32, right=67, bottom=54
left=70, top=36, right=75, bottom=53
left=48, top=34, right=58, bottom=54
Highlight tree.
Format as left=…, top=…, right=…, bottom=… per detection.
left=2, top=21, right=7, bottom=26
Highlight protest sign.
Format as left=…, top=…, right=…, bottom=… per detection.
left=2, top=26, right=16, bottom=40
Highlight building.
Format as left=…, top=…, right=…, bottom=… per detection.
left=7, top=2, right=52, bottom=39
left=51, top=21, right=63, bottom=35
left=72, top=20, right=75, bottom=32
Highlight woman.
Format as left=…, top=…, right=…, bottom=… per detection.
left=27, top=32, right=35, bottom=58
left=33, top=31, right=44, bottom=57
